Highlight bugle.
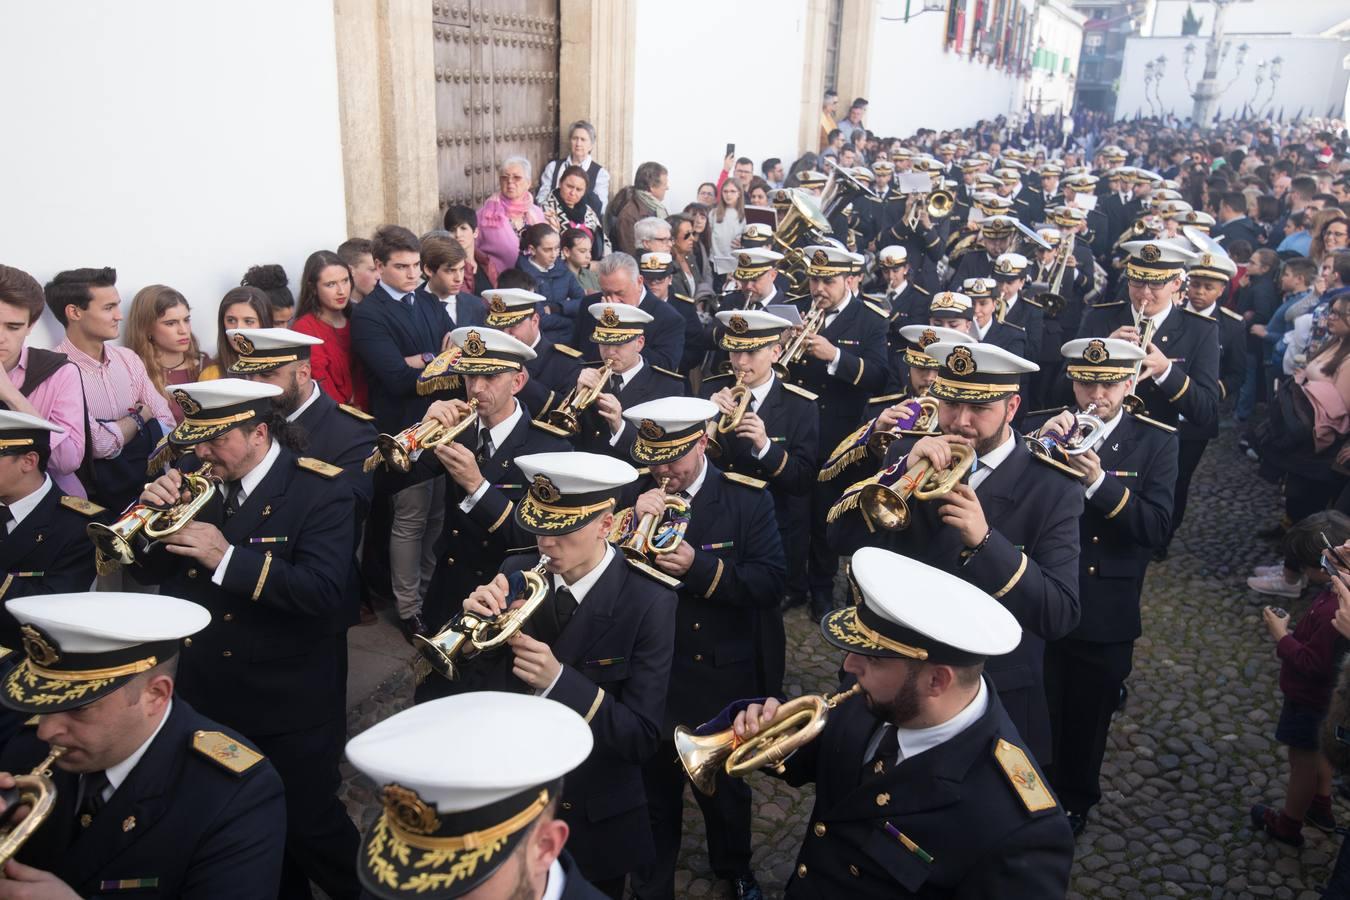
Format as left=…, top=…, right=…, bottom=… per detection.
left=0, top=745, right=65, bottom=866
left=415, top=557, right=552, bottom=680
left=772, top=305, right=826, bottom=379
left=1122, top=315, right=1157, bottom=414
left=363, top=400, right=479, bottom=473
left=88, top=462, right=220, bottom=568
left=1024, top=404, right=1108, bottom=475
left=707, top=375, right=751, bottom=458
left=859, top=442, right=976, bottom=531
left=537, top=361, right=615, bottom=437
left=608, top=476, right=690, bottom=561
left=675, top=683, right=862, bottom=796
left=867, top=395, right=940, bottom=458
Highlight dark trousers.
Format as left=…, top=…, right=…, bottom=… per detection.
left=1168, top=437, right=1208, bottom=545
left=1324, top=833, right=1350, bottom=899
left=1044, top=637, right=1135, bottom=814
left=633, top=743, right=752, bottom=899
left=254, top=718, right=361, bottom=900
left=1287, top=472, right=1339, bottom=524
left=807, top=480, right=841, bottom=606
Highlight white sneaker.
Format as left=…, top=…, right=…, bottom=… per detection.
left=1253, top=564, right=1286, bottom=577
left=1247, top=573, right=1306, bottom=598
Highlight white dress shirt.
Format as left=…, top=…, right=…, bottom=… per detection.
left=460, top=400, right=525, bottom=511
left=863, top=677, right=988, bottom=766
left=379, top=279, right=414, bottom=304
left=211, top=440, right=283, bottom=585
left=966, top=430, right=1018, bottom=491
left=1080, top=408, right=1125, bottom=499
left=286, top=381, right=323, bottom=422
left=540, top=859, right=567, bottom=900
left=1138, top=302, right=1174, bottom=384
left=539, top=545, right=618, bottom=697
left=103, top=700, right=174, bottom=800
left=606, top=360, right=647, bottom=446
left=824, top=295, right=852, bottom=376
left=4, top=475, right=52, bottom=534
left=747, top=376, right=775, bottom=459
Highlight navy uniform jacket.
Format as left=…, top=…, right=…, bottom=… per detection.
left=440, top=550, right=677, bottom=880
left=1, top=699, right=287, bottom=899
left=1177, top=305, right=1245, bottom=441
left=1024, top=410, right=1178, bottom=642
left=1085, top=208, right=1112, bottom=263
left=829, top=437, right=1082, bottom=762
left=1000, top=296, right=1044, bottom=363
left=976, top=318, right=1027, bottom=358
left=777, top=681, right=1073, bottom=899
left=573, top=362, right=685, bottom=459
left=570, top=290, right=686, bottom=372
left=1100, top=193, right=1131, bottom=248
left=878, top=220, right=948, bottom=294
left=520, top=338, right=584, bottom=420
left=788, top=295, right=889, bottom=451
left=137, top=448, right=356, bottom=736
left=944, top=250, right=993, bottom=291
left=392, top=404, right=572, bottom=630
left=1076, top=302, right=1221, bottom=431
left=620, top=465, right=785, bottom=730
left=879, top=284, right=932, bottom=334
left=0, top=487, right=100, bottom=650
left=1013, top=186, right=1045, bottom=226
left=351, top=283, right=454, bottom=434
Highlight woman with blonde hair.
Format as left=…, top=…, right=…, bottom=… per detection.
left=125, top=285, right=209, bottom=424
left=709, top=178, right=746, bottom=288
left=1311, top=208, right=1349, bottom=265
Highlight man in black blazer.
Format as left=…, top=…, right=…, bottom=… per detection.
left=701, top=309, right=820, bottom=680
left=351, top=225, right=455, bottom=639
left=439, top=452, right=677, bottom=896
left=0, top=592, right=287, bottom=899
left=720, top=249, right=789, bottom=313
left=488, top=287, right=585, bottom=421
left=1026, top=225, right=1091, bottom=408
left=618, top=398, right=785, bottom=900
left=829, top=341, right=1083, bottom=764
left=870, top=244, right=931, bottom=331
left=731, top=548, right=1074, bottom=898
left=134, top=378, right=361, bottom=900
left=786, top=245, right=888, bottom=622
left=1213, top=191, right=1266, bottom=248
left=570, top=253, right=685, bottom=371
left=1029, top=338, right=1178, bottom=835
left=418, top=234, right=487, bottom=329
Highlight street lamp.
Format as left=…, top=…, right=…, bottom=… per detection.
left=1143, top=60, right=1158, bottom=116
left=1152, top=54, right=1167, bottom=115
left=1183, top=41, right=1197, bottom=91
left=1189, top=0, right=1243, bottom=123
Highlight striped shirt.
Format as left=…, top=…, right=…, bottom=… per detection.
left=55, top=339, right=175, bottom=459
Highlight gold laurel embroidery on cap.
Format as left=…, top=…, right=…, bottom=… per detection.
left=600, top=307, right=620, bottom=328
left=1140, top=244, right=1162, bottom=263
left=933, top=293, right=957, bottom=310
left=530, top=474, right=561, bottom=504
left=230, top=334, right=256, bottom=355
left=5, top=662, right=115, bottom=708
left=489, top=296, right=508, bottom=314
left=812, top=249, right=829, bottom=266
left=463, top=330, right=486, bottom=358
left=946, top=346, right=976, bottom=377
left=20, top=625, right=59, bottom=667
left=383, top=784, right=442, bottom=836
left=919, top=328, right=939, bottom=349
left=728, top=315, right=749, bottom=335
left=173, top=390, right=201, bottom=416
left=1083, top=340, right=1109, bottom=365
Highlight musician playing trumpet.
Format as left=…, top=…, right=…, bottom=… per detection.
left=1025, top=338, right=1179, bottom=837
left=727, top=549, right=1072, bottom=898
left=829, top=342, right=1083, bottom=766
left=430, top=451, right=677, bottom=897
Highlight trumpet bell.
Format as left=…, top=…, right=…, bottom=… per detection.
left=0, top=746, right=64, bottom=867
left=674, top=726, right=736, bottom=796
left=859, top=473, right=912, bottom=531
left=927, top=190, right=955, bottom=219
left=86, top=507, right=156, bottom=566
left=412, top=620, right=478, bottom=681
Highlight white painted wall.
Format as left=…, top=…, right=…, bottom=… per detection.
left=1023, top=0, right=1086, bottom=117
left=630, top=0, right=809, bottom=212
left=0, top=0, right=348, bottom=354
left=1115, top=35, right=1350, bottom=121
left=1146, top=0, right=1350, bottom=38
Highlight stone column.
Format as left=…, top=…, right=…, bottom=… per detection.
left=834, top=0, right=878, bottom=115
left=797, top=0, right=831, bottom=157
left=333, top=0, right=439, bottom=237
left=558, top=0, right=636, bottom=203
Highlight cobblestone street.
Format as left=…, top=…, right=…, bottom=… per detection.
left=339, top=423, right=1339, bottom=899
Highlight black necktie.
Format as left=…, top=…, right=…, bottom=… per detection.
left=864, top=724, right=899, bottom=778
left=404, top=293, right=415, bottom=307
left=0, top=503, right=12, bottom=540
left=553, top=586, right=578, bottom=632
left=224, top=480, right=244, bottom=518
left=476, top=428, right=494, bottom=463
left=607, top=374, right=623, bottom=396
left=77, top=770, right=109, bottom=827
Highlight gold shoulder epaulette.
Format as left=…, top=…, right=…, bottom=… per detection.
left=722, top=471, right=768, bottom=490
left=338, top=403, right=374, bottom=421
left=192, top=730, right=265, bottom=775
left=651, top=366, right=686, bottom=380
left=995, top=738, right=1058, bottom=813
left=1219, top=306, right=1243, bottom=322
left=1001, top=320, right=1026, bottom=331
left=867, top=392, right=908, bottom=405
left=914, top=285, right=932, bottom=295
left=1091, top=300, right=1125, bottom=308
left=781, top=382, right=819, bottom=401
left=1023, top=297, right=1043, bottom=309
left=297, top=457, right=342, bottom=478
left=23, top=715, right=39, bottom=727
left=635, top=467, right=651, bottom=477
left=553, top=343, right=582, bottom=358
left=1183, top=307, right=1218, bottom=324
left=625, top=556, right=681, bottom=589
left=1029, top=452, right=1081, bottom=477
left=862, top=300, right=888, bottom=317
left=673, top=293, right=696, bottom=304
left=1132, top=413, right=1177, bottom=433
left=60, top=496, right=105, bottom=517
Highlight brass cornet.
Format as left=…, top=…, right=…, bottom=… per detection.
left=0, top=745, right=65, bottom=866
left=609, top=477, right=690, bottom=562
left=707, top=375, right=752, bottom=458
left=415, top=557, right=552, bottom=680
left=905, top=190, right=954, bottom=230
left=675, top=683, right=862, bottom=796
left=860, top=442, right=976, bottom=531
left=1025, top=404, right=1108, bottom=476
left=88, top=463, right=220, bottom=568
left=363, top=400, right=479, bottom=473
left=773, top=305, right=826, bottom=379
left=867, top=396, right=940, bottom=458
left=537, top=361, right=615, bottom=437
left=1122, top=315, right=1157, bottom=414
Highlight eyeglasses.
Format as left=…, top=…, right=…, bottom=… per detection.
left=1325, top=228, right=1348, bottom=239
left=1126, top=278, right=1174, bottom=293
left=499, top=174, right=525, bottom=183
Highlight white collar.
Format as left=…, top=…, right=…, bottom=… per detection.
left=895, top=678, right=988, bottom=761
left=527, top=258, right=551, bottom=274
left=479, top=399, right=524, bottom=451
left=6, top=475, right=52, bottom=530
left=618, top=356, right=645, bottom=387
left=683, top=457, right=710, bottom=500
left=748, top=374, right=775, bottom=409
left=753, top=286, right=778, bottom=307
left=551, top=544, right=615, bottom=604
left=568, top=153, right=594, bottom=169
left=1001, top=294, right=1019, bottom=313
left=1185, top=301, right=1217, bottom=318
left=1091, top=407, right=1126, bottom=448
left=379, top=280, right=414, bottom=301
left=239, top=440, right=282, bottom=499
left=287, top=382, right=323, bottom=422
left=540, top=858, right=566, bottom=900
left=442, top=294, right=458, bottom=316
left=888, top=279, right=908, bottom=296
left=976, top=429, right=1017, bottom=471
left=826, top=294, right=852, bottom=319
left=105, top=699, right=174, bottom=797
left=975, top=317, right=993, bottom=340
left=1137, top=301, right=1172, bottom=330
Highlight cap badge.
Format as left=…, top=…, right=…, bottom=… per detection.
left=1200, top=253, right=1213, bottom=267
left=1140, top=244, right=1162, bottom=263
left=728, top=315, right=749, bottom=335
left=933, top=293, right=955, bottom=310
left=172, top=390, right=201, bottom=416
left=639, top=419, right=665, bottom=441
left=811, top=250, right=830, bottom=266
left=230, top=334, right=256, bottom=355
left=530, top=474, right=561, bottom=504
left=382, top=784, right=441, bottom=836
left=488, top=296, right=508, bottom=314
left=738, top=253, right=752, bottom=267
left=463, top=330, right=486, bottom=358
left=1083, top=340, right=1109, bottom=365
left=19, top=624, right=59, bottom=667
left=919, top=328, right=938, bottom=349
left=600, top=307, right=620, bottom=328
left=997, top=259, right=1013, bottom=274
left=946, top=346, right=977, bottom=377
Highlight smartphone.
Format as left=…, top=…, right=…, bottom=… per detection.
left=725, top=143, right=736, bottom=158
left=1322, top=533, right=1350, bottom=591
left=1337, top=723, right=1350, bottom=747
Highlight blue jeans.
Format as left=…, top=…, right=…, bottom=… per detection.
left=1236, top=348, right=1264, bottom=421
